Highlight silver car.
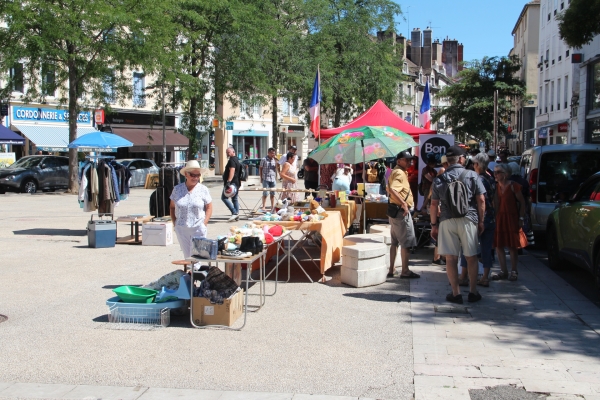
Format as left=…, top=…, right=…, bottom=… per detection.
left=116, top=159, right=159, bottom=187
left=520, top=144, right=600, bottom=234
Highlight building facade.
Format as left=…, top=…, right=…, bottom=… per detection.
left=509, top=0, right=540, bottom=154
left=574, top=36, right=600, bottom=144
left=535, top=0, right=577, bottom=145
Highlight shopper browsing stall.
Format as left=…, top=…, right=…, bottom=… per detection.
left=280, top=152, right=299, bottom=203
left=170, top=160, right=213, bottom=258
left=222, top=146, right=241, bottom=222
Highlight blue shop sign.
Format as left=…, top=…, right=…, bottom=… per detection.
left=12, top=107, right=92, bottom=125
left=538, top=127, right=548, bottom=139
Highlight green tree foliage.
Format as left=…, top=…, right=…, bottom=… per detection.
left=432, top=56, right=527, bottom=142
left=558, top=0, right=600, bottom=48
left=0, top=0, right=167, bottom=192
left=305, top=0, right=403, bottom=127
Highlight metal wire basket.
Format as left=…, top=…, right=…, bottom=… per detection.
left=107, top=304, right=170, bottom=330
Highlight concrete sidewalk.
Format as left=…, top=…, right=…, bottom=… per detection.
left=406, top=248, right=600, bottom=400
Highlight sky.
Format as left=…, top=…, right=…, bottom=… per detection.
left=394, top=0, right=532, bottom=62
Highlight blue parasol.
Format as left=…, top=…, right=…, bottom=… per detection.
left=68, top=131, right=133, bottom=151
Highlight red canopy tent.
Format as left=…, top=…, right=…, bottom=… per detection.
left=317, top=99, right=436, bottom=141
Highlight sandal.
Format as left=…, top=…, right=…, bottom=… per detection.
left=491, top=271, right=508, bottom=280
left=508, top=271, right=518, bottom=281
left=458, top=278, right=469, bottom=287
left=477, top=278, right=489, bottom=287
left=400, top=271, right=421, bottom=279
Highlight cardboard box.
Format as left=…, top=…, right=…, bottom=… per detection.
left=142, top=222, right=173, bottom=246
left=192, top=289, right=243, bottom=327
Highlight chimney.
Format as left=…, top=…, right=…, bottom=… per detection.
left=432, top=39, right=442, bottom=63
left=396, top=34, right=407, bottom=60
left=422, top=27, right=432, bottom=70
left=410, top=28, right=422, bottom=67
left=458, top=43, right=464, bottom=72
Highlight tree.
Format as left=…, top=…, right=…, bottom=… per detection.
left=0, top=0, right=168, bottom=193
left=432, top=56, right=527, bottom=143
left=305, top=0, right=404, bottom=127
left=558, top=0, right=600, bottom=48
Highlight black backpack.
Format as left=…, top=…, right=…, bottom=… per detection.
left=442, top=169, right=470, bottom=218
left=238, top=162, right=248, bottom=182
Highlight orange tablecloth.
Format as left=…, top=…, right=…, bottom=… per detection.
left=260, top=210, right=346, bottom=274
left=325, top=200, right=357, bottom=229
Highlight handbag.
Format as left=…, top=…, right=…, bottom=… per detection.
left=518, top=228, right=528, bottom=249
left=386, top=203, right=401, bottom=218
left=191, top=237, right=219, bottom=260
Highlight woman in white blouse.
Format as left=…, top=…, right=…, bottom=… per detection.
left=332, top=164, right=353, bottom=192
left=170, top=160, right=213, bottom=258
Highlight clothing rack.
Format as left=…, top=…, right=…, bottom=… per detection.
left=85, top=155, right=115, bottom=162
left=152, top=161, right=186, bottom=219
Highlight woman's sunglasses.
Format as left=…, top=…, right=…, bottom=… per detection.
left=188, top=173, right=201, bottom=178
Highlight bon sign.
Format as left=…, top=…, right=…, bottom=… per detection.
left=416, top=134, right=454, bottom=209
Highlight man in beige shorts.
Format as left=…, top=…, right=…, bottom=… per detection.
left=429, top=146, right=486, bottom=304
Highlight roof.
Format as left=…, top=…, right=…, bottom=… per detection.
left=318, top=100, right=437, bottom=140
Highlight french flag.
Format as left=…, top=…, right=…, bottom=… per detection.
left=309, top=69, right=321, bottom=138
left=419, top=78, right=431, bottom=130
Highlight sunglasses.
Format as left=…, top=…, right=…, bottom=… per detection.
left=187, top=173, right=201, bottom=178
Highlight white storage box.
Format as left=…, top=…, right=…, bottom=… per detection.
left=142, top=222, right=173, bottom=246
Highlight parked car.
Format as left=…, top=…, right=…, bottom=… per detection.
left=547, top=171, right=600, bottom=288
left=0, top=155, right=69, bottom=194
left=241, top=158, right=261, bottom=176
left=116, top=159, right=159, bottom=187
left=520, top=144, right=600, bottom=234
left=507, top=155, right=521, bottom=165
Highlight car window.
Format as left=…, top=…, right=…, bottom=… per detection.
left=129, top=161, right=141, bottom=169
left=538, top=151, right=600, bottom=203
left=576, top=178, right=600, bottom=202
left=57, top=158, right=69, bottom=167
left=42, top=158, right=60, bottom=168
left=9, top=157, right=40, bottom=169
left=139, top=160, right=154, bottom=169
left=520, top=154, right=532, bottom=176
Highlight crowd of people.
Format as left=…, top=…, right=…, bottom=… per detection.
left=387, top=146, right=530, bottom=304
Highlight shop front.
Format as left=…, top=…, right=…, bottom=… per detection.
left=537, top=120, right=569, bottom=146
left=8, top=105, right=97, bottom=157
left=232, top=129, right=268, bottom=160
left=98, top=111, right=188, bottom=165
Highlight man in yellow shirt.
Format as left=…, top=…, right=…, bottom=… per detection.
left=387, top=151, right=419, bottom=279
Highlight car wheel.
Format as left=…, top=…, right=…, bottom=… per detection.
left=21, top=179, right=38, bottom=194
left=547, top=225, right=562, bottom=270
left=0, top=187, right=5, bottom=194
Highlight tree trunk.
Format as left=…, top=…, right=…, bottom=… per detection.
left=187, top=96, right=198, bottom=160
left=66, top=60, right=79, bottom=194
left=334, top=94, right=343, bottom=127
left=272, top=95, right=278, bottom=150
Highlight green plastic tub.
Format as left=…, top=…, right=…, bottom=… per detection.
left=112, top=286, right=158, bottom=303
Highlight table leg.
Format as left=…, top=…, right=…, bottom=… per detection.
left=134, top=222, right=140, bottom=243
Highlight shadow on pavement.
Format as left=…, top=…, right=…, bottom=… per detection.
left=13, top=228, right=87, bottom=236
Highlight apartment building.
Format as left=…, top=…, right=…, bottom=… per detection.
left=573, top=33, right=600, bottom=144
left=1, top=65, right=190, bottom=164
left=535, top=0, right=576, bottom=145
left=509, top=0, right=540, bottom=154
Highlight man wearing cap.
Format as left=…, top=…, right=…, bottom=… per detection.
left=430, top=146, right=486, bottom=304
left=387, top=151, right=420, bottom=279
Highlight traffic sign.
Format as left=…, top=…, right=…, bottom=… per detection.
left=225, top=121, right=233, bottom=131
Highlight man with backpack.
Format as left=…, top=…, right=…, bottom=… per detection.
left=429, top=146, right=486, bottom=304
left=222, top=146, right=242, bottom=222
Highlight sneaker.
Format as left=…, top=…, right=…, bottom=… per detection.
left=468, top=292, right=482, bottom=303
left=432, top=259, right=445, bottom=265
left=227, top=214, right=239, bottom=222
left=446, top=293, right=463, bottom=304
left=221, top=250, right=251, bottom=258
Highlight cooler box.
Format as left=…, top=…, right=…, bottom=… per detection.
left=142, top=221, right=173, bottom=246
left=87, top=214, right=116, bottom=248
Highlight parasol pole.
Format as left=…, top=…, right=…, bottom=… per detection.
left=362, top=139, right=366, bottom=233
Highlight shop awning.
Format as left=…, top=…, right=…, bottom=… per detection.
left=12, top=124, right=98, bottom=150
left=233, top=129, right=268, bottom=136
left=110, top=128, right=189, bottom=152
left=0, top=124, right=25, bottom=145
left=536, top=119, right=569, bottom=130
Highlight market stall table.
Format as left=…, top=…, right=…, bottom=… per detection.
left=359, top=201, right=388, bottom=233
left=260, top=210, right=345, bottom=282
left=115, top=215, right=154, bottom=244
left=324, top=200, right=357, bottom=230
left=238, top=188, right=315, bottom=217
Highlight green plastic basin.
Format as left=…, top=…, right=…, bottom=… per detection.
left=112, top=286, right=158, bottom=303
